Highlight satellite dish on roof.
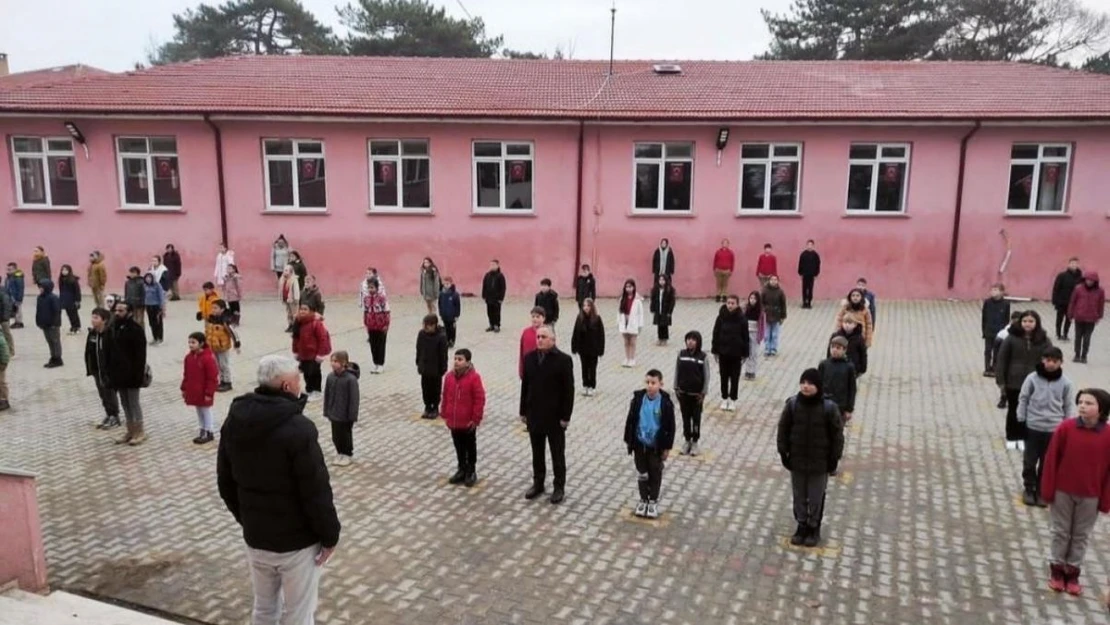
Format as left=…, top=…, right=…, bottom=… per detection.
left=652, top=64, right=683, bottom=75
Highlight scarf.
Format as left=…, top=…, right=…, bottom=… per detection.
left=1035, top=363, right=1063, bottom=381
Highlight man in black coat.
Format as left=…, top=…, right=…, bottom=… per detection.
left=797, top=239, right=821, bottom=309
left=1051, top=257, right=1083, bottom=341
left=106, top=302, right=148, bottom=445
left=218, top=355, right=340, bottom=624
left=481, top=259, right=507, bottom=333
left=519, top=325, right=575, bottom=504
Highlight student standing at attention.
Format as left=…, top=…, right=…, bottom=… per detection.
left=756, top=244, right=778, bottom=288
left=624, top=369, right=676, bottom=520
left=797, top=240, right=821, bottom=309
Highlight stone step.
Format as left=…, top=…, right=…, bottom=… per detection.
left=0, top=589, right=179, bottom=625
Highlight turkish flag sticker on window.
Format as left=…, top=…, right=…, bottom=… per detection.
left=509, top=161, right=527, bottom=182
left=379, top=161, right=395, bottom=183
left=668, top=163, right=684, bottom=183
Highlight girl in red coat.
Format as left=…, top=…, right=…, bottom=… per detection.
left=1040, top=387, right=1110, bottom=596
left=292, top=303, right=332, bottom=401
left=181, top=331, right=219, bottom=444
left=440, top=348, right=486, bottom=487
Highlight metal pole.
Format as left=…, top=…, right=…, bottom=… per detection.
left=608, top=3, right=616, bottom=76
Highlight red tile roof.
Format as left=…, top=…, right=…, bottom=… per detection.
left=1, top=56, right=1109, bottom=120
left=0, top=64, right=111, bottom=91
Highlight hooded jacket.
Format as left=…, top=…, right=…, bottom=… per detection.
left=761, top=284, right=788, bottom=324
left=217, top=386, right=341, bottom=552
left=300, top=285, right=325, bottom=315
left=58, top=273, right=82, bottom=309
left=829, top=326, right=867, bottom=376
left=415, top=327, right=449, bottom=377
left=105, top=315, right=146, bottom=389
left=441, top=365, right=486, bottom=430
left=981, top=296, right=1011, bottom=340
left=711, top=305, right=751, bottom=359
left=652, top=246, right=676, bottom=277
left=438, top=285, right=461, bottom=322
left=819, top=355, right=857, bottom=413
left=1052, top=267, right=1084, bottom=309
left=777, top=392, right=844, bottom=474
left=124, top=275, right=145, bottom=308
left=5, top=270, right=25, bottom=303
left=995, top=322, right=1053, bottom=391
left=0, top=289, right=13, bottom=323
left=1017, top=364, right=1076, bottom=433
left=1067, top=272, right=1105, bottom=323
left=181, top=346, right=219, bottom=407
left=31, top=252, right=51, bottom=286
left=674, top=332, right=711, bottom=396
left=291, top=314, right=331, bottom=361
left=362, top=292, right=390, bottom=332
left=624, top=389, right=676, bottom=451
left=35, top=280, right=61, bottom=329
left=481, top=268, right=506, bottom=302
left=571, top=311, right=605, bottom=358
left=324, top=364, right=361, bottom=424
left=574, top=274, right=596, bottom=305
left=143, top=275, right=166, bottom=309
left=534, top=289, right=560, bottom=325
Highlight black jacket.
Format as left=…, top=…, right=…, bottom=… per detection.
left=415, top=328, right=449, bottom=377
left=623, top=390, right=677, bottom=451
left=761, top=285, right=788, bottom=323
left=675, top=340, right=711, bottom=396
left=534, top=290, right=560, bottom=324
left=797, top=250, right=821, bottom=278
left=300, top=286, right=325, bottom=315
left=981, top=297, right=1011, bottom=339
left=481, top=269, right=506, bottom=302
left=0, top=289, right=12, bottom=323
left=84, top=327, right=110, bottom=385
left=519, top=347, right=575, bottom=430
left=777, top=394, right=844, bottom=474
left=290, top=259, right=308, bottom=290
left=218, top=386, right=341, bottom=552
left=711, top=305, right=750, bottom=359
left=995, top=325, right=1053, bottom=391
left=829, top=327, right=867, bottom=375
left=652, top=247, right=676, bottom=277
left=105, top=316, right=147, bottom=389
left=649, top=286, right=676, bottom=326
left=124, top=276, right=145, bottom=308
left=35, top=280, right=61, bottom=329
left=58, top=274, right=81, bottom=309
left=571, top=314, right=605, bottom=358
left=163, top=250, right=182, bottom=281
left=575, top=274, right=596, bottom=305
left=1052, top=268, right=1083, bottom=309
left=819, top=357, right=857, bottom=412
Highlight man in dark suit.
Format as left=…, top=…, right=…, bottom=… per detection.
left=520, top=325, right=575, bottom=504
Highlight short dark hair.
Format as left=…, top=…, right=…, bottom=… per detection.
left=188, top=331, right=207, bottom=345
left=202, top=281, right=215, bottom=290
left=423, top=313, right=439, bottom=326
left=764, top=243, right=772, bottom=249
left=91, top=307, right=111, bottom=321
left=540, top=278, right=552, bottom=286
left=1069, top=256, right=1080, bottom=262
left=455, top=348, right=472, bottom=362
left=530, top=306, right=546, bottom=318
left=212, top=299, right=227, bottom=310
left=857, top=277, right=868, bottom=284
left=367, top=278, right=380, bottom=289
left=991, top=282, right=1005, bottom=291
left=1010, top=311, right=1023, bottom=321
left=646, top=369, right=663, bottom=381
left=490, top=259, right=499, bottom=264
left=581, top=264, right=591, bottom=271
left=1042, top=346, right=1064, bottom=361
left=128, top=266, right=141, bottom=274
left=806, top=239, right=815, bottom=244
left=726, top=294, right=740, bottom=303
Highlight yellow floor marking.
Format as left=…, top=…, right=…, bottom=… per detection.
left=618, top=505, right=673, bottom=528
left=777, top=536, right=842, bottom=558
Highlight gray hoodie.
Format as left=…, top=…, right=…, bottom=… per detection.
left=1017, top=367, right=1076, bottom=433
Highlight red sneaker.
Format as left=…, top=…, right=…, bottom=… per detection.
left=1064, top=566, right=1083, bottom=596
left=1048, top=564, right=1065, bottom=592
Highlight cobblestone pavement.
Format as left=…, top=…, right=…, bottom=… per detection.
left=2, top=294, right=1110, bottom=625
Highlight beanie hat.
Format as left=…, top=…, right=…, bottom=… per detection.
left=830, top=336, right=849, bottom=348
left=799, top=368, right=823, bottom=395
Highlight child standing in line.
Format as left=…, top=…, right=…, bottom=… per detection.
left=197, top=281, right=221, bottom=323
left=761, top=275, right=787, bottom=357
left=624, top=369, right=676, bottom=520
left=650, top=275, right=676, bottom=346
left=57, top=264, right=82, bottom=334
left=278, top=267, right=300, bottom=332
left=519, top=307, right=546, bottom=378
left=416, top=314, right=449, bottom=419
left=819, top=336, right=858, bottom=423
left=575, top=264, right=596, bottom=309
left=362, top=279, right=390, bottom=374
left=711, top=295, right=749, bottom=412
left=223, top=264, right=242, bottom=325
left=777, top=368, right=844, bottom=548
left=6, top=263, right=26, bottom=328
left=85, top=308, right=119, bottom=429
left=996, top=310, right=1053, bottom=450
left=1040, top=388, right=1110, bottom=596
left=830, top=314, right=868, bottom=377
left=1067, top=271, right=1105, bottom=364
left=480, top=259, right=506, bottom=332
left=856, top=278, right=877, bottom=328
left=441, top=348, right=486, bottom=487
left=420, top=257, right=442, bottom=315
left=742, top=291, right=766, bottom=380
left=142, top=272, right=167, bottom=345
left=756, top=244, right=778, bottom=288
left=324, top=351, right=361, bottom=467
left=1017, top=346, right=1074, bottom=507
left=300, top=274, right=325, bottom=317
left=617, top=279, right=645, bottom=367
left=124, top=266, right=147, bottom=329
left=205, top=299, right=241, bottom=393
left=181, top=331, right=219, bottom=444
left=534, top=278, right=560, bottom=326
left=570, top=298, right=605, bottom=397
left=292, top=303, right=331, bottom=401
left=36, top=279, right=63, bottom=368
left=674, top=330, right=710, bottom=456
left=994, top=311, right=1022, bottom=409
left=438, top=276, right=462, bottom=348
left=836, top=289, right=874, bottom=348
left=981, top=283, right=1011, bottom=377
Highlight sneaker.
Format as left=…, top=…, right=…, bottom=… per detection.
left=634, top=500, right=648, bottom=517
left=10, top=322, right=24, bottom=329
left=1035, top=496, right=1048, bottom=508
left=524, top=484, right=545, bottom=500
left=726, top=399, right=736, bottom=411
left=96, top=415, right=120, bottom=430
left=586, top=388, right=595, bottom=397
left=193, top=430, right=214, bottom=445
left=628, top=360, right=636, bottom=367
left=336, top=455, right=352, bottom=467
left=485, top=327, right=494, bottom=332
left=1017, top=440, right=1025, bottom=451
left=581, top=388, right=590, bottom=397
left=448, top=470, right=466, bottom=485
left=982, top=370, right=994, bottom=377
left=1022, top=490, right=1037, bottom=506
left=1005, top=440, right=1017, bottom=451
left=0, top=400, right=9, bottom=412
left=790, top=523, right=807, bottom=546
left=1048, top=564, right=1066, bottom=592
left=645, top=501, right=660, bottom=519
left=493, top=326, right=501, bottom=333
left=719, top=399, right=729, bottom=410
left=681, top=440, right=692, bottom=455
left=421, top=410, right=437, bottom=420
left=307, top=391, right=322, bottom=402
left=689, top=441, right=700, bottom=456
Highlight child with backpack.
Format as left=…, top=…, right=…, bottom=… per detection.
left=324, top=351, right=361, bottom=467
left=205, top=299, right=240, bottom=393
left=292, top=303, right=332, bottom=400
left=623, top=369, right=676, bottom=520
left=181, top=331, right=219, bottom=444
left=416, top=314, right=449, bottom=419
left=820, top=336, right=858, bottom=423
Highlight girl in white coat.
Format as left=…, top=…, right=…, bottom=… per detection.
left=617, top=279, right=644, bottom=367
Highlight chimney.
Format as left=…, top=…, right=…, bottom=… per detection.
left=0, top=53, right=8, bottom=76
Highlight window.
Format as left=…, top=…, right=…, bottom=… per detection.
left=634, top=142, right=693, bottom=212
left=1007, top=144, right=1070, bottom=213
left=740, top=143, right=801, bottom=212
left=472, top=141, right=533, bottom=211
left=116, top=137, right=181, bottom=208
left=264, top=139, right=327, bottom=210
left=369, top=140, right=430, bottom=210
left=11, top=137, right=78, bottom=207
left=846, top=143, right=910, bottom=213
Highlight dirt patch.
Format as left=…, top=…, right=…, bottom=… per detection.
left=91, top=553, right=183, bottom=595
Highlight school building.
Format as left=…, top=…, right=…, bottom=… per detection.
left=2, top=55, right=1110, bottom=299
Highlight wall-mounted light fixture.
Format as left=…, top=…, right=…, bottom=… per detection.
left=63, top=121, right=90, bottom=159
left=715, top=127, right=730, bottom=166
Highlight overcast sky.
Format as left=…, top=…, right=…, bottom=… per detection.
left=2, top=0, right=1110, bottom=73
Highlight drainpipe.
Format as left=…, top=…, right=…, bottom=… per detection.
left=573, top=120, right=586, bottom=289
left=203, top=114, right=230, bottom=247
left=947, top=121, right=982, bottom=290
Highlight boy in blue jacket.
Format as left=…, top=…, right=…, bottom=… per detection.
left=6, top=263, right=25, bottom=328
left=438, top=276, right=462, bottom=348
left=36, top=280, right=63, bottom=368
left=623, top=369, right=676, bottom=520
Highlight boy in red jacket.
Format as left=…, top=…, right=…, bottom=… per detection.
left=1041, top=387, right=1110, bottom=596
left=1067, top=271, right=1105, bottom=364
left=712, top=239, right=735, bottom=303
left=440, top=348, right=486, bottom=487
left=182, top=331, right=219, bottom=444
left=756, top=243, right=778, bottom=288
left=518, top=306, right=546, bottom=379
left=292, top=303, right=332, bottom=401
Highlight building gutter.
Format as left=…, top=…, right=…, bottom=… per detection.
left=573, top=120, right=586, bottom=289
left=203, top=114, right=230, bottom=247
left=947, top=121, right=982, bottom=290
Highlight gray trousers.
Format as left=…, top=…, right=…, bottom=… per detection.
left=117, top=388, right=143, bottom=425
left=43, top=326, right=61, bottom=360
left=791, top=471, right=828, bottom=528
left=215, top=350, right=231, bottom=384
left=246, top=543, right=322, bottom=625
left=1050, top=491, right=1099, bottom=567
left=744, top=321, right=761, bottom=376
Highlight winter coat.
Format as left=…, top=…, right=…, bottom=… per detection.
left=534, top=290, right=560, bottom=325
left=519, top=347, right=575, bottom=431
left=323, top=365, right=361, bottom=423
left=58, top=274, right=82, bottom=309
left=1017, top=366, right=1076, bottom=434
left=0, top=333, right=9, bottom=367
left=223, top=275, right=242, bottom=303
left=623, top=390, right=677, bottom=451
left=652, top=247, right=676, bottom=277
left=215, top=251, right=236, bottom=286
left=163, top=250, right=182, bottom=281
left=575, top=274, right=596, bottom=305
left=438, top=286, right=461, bottom=323
left=84, top=328, right=110, bottom=385
left=415, top=327, right=449, bottom=377
left=995, top=325, right=1053, bottom=391
left=835, top=303, right=874, bottom=347
left=143, top=279, right=166, bottom=309
left=181, top=347, right=219, bottom=407
left=123, top=276, right=145, bottom=308
left=105, top=316, right=146, bottom=389
left=197, top=290, right=220, bottom=321
left=981, top=297, right=1011, bottom=340
left=31, top=254, right=51, bottom=286
left=300, top=286, right=325, bottom=315
left=1040, top=418, right=1110, bottom=511
left=288, top=258, right=306, bottom=290
left=149, top=264, right=168, bottom=289
left=713, top=248, right=735, bottom=272
left=441, top=366, right=487, bottom=430
left=87, top=258, right=107, bottom=291
left=419, top=267, right=442, bottom=301
left=571, top=313, right=606, bottom=358
left=217, top=386, right=341, bottom=552
left=271, top=245, right=289, bottom=274
left=362, top=293, right=391, bottom=332
left=1052, top=268, right=1084, bottom=310
left=1067, top=273, right=1105, bottom=323
left=0, top=289, right=12, bottom=323
left=711, top=305, right=751, bottom=359
left=481, top=269, right=506, bottom=302
left=675, top=347, right=712, bottom=396
left=829, top=327, right=867, bottom=376
left=761, top=285, right=788, bottom=324
left=291, top=315, right=331, bottom=362
left=359, top=277, right=386, bottom=310
left=35, top=280, right=61, bottom=329
left=777, top=394, right=845, bottom=474
left=206, top=314, right=240, bottom=353
left=756, top=253, right=778, bottom=278
left=279, top=275, right=300, bottom=305
left=797, top=250, right=821, bottom=278
left=519, top=326, right=538, bottom=379
left=5, top=270, right=25, bottom=303
left=650, top=285, right=676, bottom=326
left=617, top=296, right=645, bottom=335
left=818, top=357, right=857, bottom=413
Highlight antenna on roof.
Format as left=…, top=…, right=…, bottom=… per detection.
left=608, top=1, right=617, bottom=77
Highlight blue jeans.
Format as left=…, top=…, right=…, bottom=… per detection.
left=765, top=322, right=782, bottom=354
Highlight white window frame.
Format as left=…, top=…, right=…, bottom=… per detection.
left=10, top=136, right=78, bottom=208
left=116, top=136, right=181, bottom=209
left=471, top=140, right=534, bottom=213
left=368, top=139, right=431, bottom=212
left=845, top=142, right=911, bottom=214
left=738, top=142, right=803, bottom=213
left=632, top=141, right=695, bottom=214
left=1006, top=143, right=1072, bottom=214
left=263, top=138, right=327, bottom=211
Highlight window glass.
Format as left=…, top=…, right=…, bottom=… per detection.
left=268, top=160, right=294, bottom=206
left=740, top=163, right=766, bottom=209
left=635, top=143, right=663, bottom=159
left=475, top=161, right=501, bottom=207
left=402, top=159, right=431, bottom=208
left=634, top=163, right=660, bottom=209
left=849, top=145, right=877, bottom=160
left=846, top=164, right=874, bottom=210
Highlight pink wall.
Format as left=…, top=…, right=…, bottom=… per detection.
left=0, top=471, right=48, bottom=593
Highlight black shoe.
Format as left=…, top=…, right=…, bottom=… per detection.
left=10, top=322, right=23, bottom=329
left=448, top=470, right=466, bottom=485
left=1060, top=335, right=1070, bottom=342
left=803, top=526, right=821, bottom=547
left=464, top=471, right=477, bottom=487
left=983, top=370, right=994, bottom=377
left=524, top=484, right=545, bottom=500
left=0, top=400, right=9, bottom=412
left=790, top=524, right=807, bottom=545
left=217, top=383, right=233, bottom=392
left=997, top=397, right=1007, bottom=409
left=549, top=488, right=565, bottom=504
left=96, top=415, right=120, bottom=430
left=447, top=342, right=454, bottom=349
left=421, top=410, right=437, bottom=420
left=1023, top=490, right=1037, bottom=506
left=44, top=359, right=62, bottom=369
left=193, top=430, right=214, bottom=445
left=485, top=327, right=494, bottom=332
